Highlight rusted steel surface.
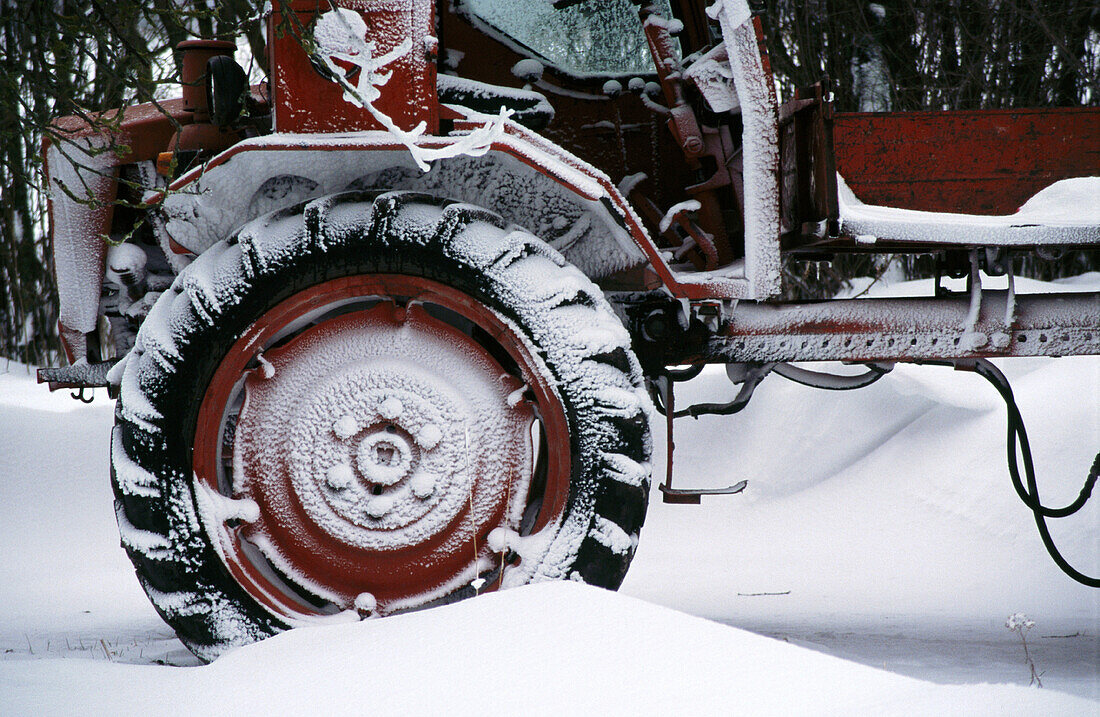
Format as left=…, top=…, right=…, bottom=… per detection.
left=269, top=0, right=437, bottom=134
left=834, top=108, right=1100, bottom=215
left=780, top=83, right=838, bottom=242
left=702, top=291, right=1100, bottom=364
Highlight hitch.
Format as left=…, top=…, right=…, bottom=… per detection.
left=659, top=481, right=748, bottom=504
left=652, top=360, right=894, bottom=503
left=37, top=360, right=120, bottom=400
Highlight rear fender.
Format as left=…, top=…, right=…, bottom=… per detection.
left=150, top=120, right=740, bottom=298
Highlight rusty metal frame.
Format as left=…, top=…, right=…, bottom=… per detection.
left=622, top=289, right=1099, bottom=370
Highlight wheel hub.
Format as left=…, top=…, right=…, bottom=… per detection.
left=278, top=358, right=479, bottom=544
left=228, top=300, right=535, bottom=610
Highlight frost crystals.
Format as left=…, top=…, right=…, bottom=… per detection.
left=312, top=8, right=511, bottom=172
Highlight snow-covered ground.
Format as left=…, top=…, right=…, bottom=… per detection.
left=1, top=275, right=1097, bottom=714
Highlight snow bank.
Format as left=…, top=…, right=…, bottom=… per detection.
left=1, top=273, right=1097, bottom=709
left=2, top=582, right=1094, bottom=716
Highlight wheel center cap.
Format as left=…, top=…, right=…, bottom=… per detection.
left=356, top=431, right=413, bottom=486
left=291, top=371, right=470, bottom=541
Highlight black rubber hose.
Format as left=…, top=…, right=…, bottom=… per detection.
left=973, top=360, right=1099, bottom=518
left=972, top=358, right=1099, bottom=588
left=773, top=362, right=892, bottom=390
left=648, top=368, right=761, bottom=419
left=666, top=364, right=706, bottom=382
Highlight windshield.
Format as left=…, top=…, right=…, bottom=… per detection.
left=464, top=0, right=679, bottom=76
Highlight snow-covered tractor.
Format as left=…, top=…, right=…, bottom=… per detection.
left=39, top=0, right=1099, bottom=659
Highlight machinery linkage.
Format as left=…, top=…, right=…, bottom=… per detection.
left=652, top=357, right=1098, bottom=587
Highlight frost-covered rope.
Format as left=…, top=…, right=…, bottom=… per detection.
left=313, top=7, right=511, bottom=172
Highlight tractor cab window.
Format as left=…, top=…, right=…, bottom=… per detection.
left=465, top=0, right=680, bottom=76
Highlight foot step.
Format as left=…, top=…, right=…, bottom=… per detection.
left=659, top=480, right=748, bottom=504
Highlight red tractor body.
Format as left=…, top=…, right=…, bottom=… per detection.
left=37, top=0, right=1099, bottom=659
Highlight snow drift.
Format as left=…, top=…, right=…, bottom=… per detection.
left=2, top=581, right=1095, bottom=716
left=1, top=272, right=1097, bottom=712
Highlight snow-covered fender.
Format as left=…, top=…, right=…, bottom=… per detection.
left=44, top=98, right=197, bottom=362
left=150, top=119, right=746, bottom=299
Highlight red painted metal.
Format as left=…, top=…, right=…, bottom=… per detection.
left=50, top=99, right=190, bottom=166
left=269, top=0, right=437, bottom=134
left=174, top=40, right=241, bottom=154
left=834, top=108, right=1100, bottom=215
left=193, top=275, right=571, bottom=619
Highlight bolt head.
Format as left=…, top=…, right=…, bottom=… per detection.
left=334, top=415, right=358, bottom=439
left=379, top=397, right=403, bottom=419
left=326, top=463, right=355, bottom=490
left=416, top=423, right=442, bottom=450
left=684, top=137, right=704, bottom=154
left=409, top=472, right=437, bottom=500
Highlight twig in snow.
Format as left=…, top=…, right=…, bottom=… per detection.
left=736, top=591, right=791, bottom=597
left=1005, top=613, right=1043, bottom=687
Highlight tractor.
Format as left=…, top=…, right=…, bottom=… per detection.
left=38, top=0, right=1099, bottom=660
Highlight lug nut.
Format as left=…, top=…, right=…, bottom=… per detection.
left=334, top=415, right=358, bottom=439
left=416, top=423, right=442, bottom=449
left=326, top=463, right=354, bottom=489
left=506, top=385, right=528, bottom=408
left=487, top=527, right=518, bottom=553
left=256, top=352, right=276, bottom=379
left=354, top=592, right=377, bottom=618
left=409, top=472, right=437, bottom=499
left=379, top=397, right=403, bottom=419
left=365, top=495, right=394, bottom=519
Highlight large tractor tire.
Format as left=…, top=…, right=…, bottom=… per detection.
left=111, top=191, right=652, bottom=660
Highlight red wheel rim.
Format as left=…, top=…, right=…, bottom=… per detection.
left=193, top=275, right=571, bottom=620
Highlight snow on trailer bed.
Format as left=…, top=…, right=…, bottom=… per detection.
left=1, top=274, right=1098, bottom=713
left=838, top=175, right=1100, bottom=246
